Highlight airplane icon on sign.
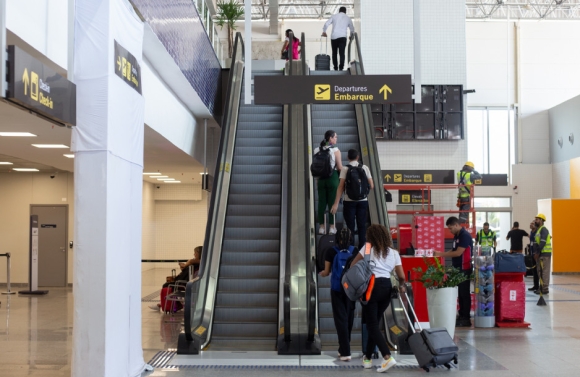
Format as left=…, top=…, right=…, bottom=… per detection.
left=317, top=86, right=329, bottom=95
left=314, top=84, right=331, bottom=100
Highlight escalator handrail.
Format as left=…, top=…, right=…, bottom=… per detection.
left=183, top=32, right=244, bottom=344
left=347, top=32, right=364, bottom=75
left=301, top=32, right=318, bottom=343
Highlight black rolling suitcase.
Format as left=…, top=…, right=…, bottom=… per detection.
left=524, top=245, right=535, bottom=277
left=315, top=37, right=331, bottom=70
left=400, top=292, right=458, bottom=372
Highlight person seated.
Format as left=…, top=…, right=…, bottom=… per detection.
left=149, top=246, right=202, bottom=311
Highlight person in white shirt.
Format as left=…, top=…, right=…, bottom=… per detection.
left=349, top=224, right=406, bottom=373
left=321, top=6, right=355, bottom=71
left=330, top=149, right=374, bottom=247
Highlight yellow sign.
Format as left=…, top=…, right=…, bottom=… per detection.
left=314, top=84, right=330, bottom=100
left=279, top=327, right=284, bottom=334
left=362, top=146, right=368, bottom=157
left=424, top=174, right=432, bottom=183
left=194, top=326, right=207, bottom=336
left=384, top=174, right=392, bottom=182
left=225, top=162, right=231, bottom=173
left=394, top=174, right=402, bottom=183
left=379, top=84, right=392, bottom=100
left=390, top=325, right=402, bottom=335
left=21, top=67, right=52, bottom=109
left=474, top=179, right=482, bottom=184
left=402, top=194, right=410, bottom=203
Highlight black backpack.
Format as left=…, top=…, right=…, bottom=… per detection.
left=310, top=148, right=333, bottom=178
left=345, top=164, right=370, bottom=200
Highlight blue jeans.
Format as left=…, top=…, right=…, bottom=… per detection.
left=343, top=200, right=368, bottom=248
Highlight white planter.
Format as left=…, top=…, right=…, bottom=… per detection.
left=426, top=287, right=458, bottom=338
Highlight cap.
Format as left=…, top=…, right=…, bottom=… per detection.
left=535, top=213, right=546, bottom=221
left=464, top=161, right=474, bottom=168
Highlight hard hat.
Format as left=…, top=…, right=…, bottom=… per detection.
left=464, top=161, right=474, bottom=168
left=535, top=213, right=546, bottom=221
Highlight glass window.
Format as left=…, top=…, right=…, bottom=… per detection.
left=474, top=197, right=511, bottom=208
left=467, top=107, right=516, bottom=176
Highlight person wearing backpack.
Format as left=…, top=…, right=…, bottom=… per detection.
left=330, top=149, right=374, bottom=247
left=348, top=224, right=406, bottom=373
left=312, top=130, right=343, bottom=235
left=319, top=228, right=356, bottom=361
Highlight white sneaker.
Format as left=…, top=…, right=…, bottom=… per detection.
left=377, top=356, right=396, bottom=373
left=328, top=227, right=337, bottom=235
left=319, top=226, right=326, bottom=235
left=340, top=355, right=351, bottom=361
left=363, top=358, right=373, bottom=369
left=148, top=304, right=160, bottom=311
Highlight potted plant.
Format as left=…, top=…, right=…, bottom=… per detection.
left=215, top=0, right=244, bottom=64
left=412, top=257, right=468, bottom=338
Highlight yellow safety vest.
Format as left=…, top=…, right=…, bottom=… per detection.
left=457, top=171, right=473, bottom=198
left=477, top=230, right=495, bottom=247
left=535, top=225, right=552, bottom=254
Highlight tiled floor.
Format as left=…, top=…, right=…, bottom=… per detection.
left=1, top=269, right=580, bottom=376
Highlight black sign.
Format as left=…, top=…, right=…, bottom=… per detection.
left=382, top=170, right=455, bottom=184
left=475, top=174, right=508, bottom=186
left=114, top=40, right=142, bottom=94
left=399, top=190, right=431, bottom=204
left=41, top=224, right=57, bottom=228
left=254, top=75, right=412, bottom=104
left=6, top=45, right=76, bottom=126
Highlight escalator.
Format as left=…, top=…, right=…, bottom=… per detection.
left=310, top=34, right=410, bottom=353
left=179, top=34, right=289, bottom=353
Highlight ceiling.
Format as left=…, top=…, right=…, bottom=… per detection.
left=0, top=99, right=205, bottom=185
left=247, top=0, right=580, bottom=20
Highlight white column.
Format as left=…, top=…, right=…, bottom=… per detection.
left=72, top=0, right=145, bottom=376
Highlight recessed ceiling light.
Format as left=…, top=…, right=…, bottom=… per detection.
left=31, top=144, right=69, bottom=148
left=164, top=181, right=181, bottom=183
left=157, top=178, right=175, bottom=181
left=0, top=162, right=14, bottom=165
left=13, top=168, right=40, bottom=172
left=0, top=132, right=37, bottom=137
left=199, top=172, right=208, bottom=175
left=63, top=154, right=74, bottom=158
left=143, top=172, right=162, bottom=175
left=154, top=176, right=169, bottom=179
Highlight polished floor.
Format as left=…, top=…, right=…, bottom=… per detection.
left=1, top=268, right=579, bottom=376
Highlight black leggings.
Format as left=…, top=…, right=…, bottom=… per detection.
left=362, top=278, right=392, bottom=360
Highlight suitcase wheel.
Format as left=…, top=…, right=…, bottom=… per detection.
left=423, top=367, right=430, bottom=372
left=453, top=356, right=458, bottom=364
left=444, top=363, right=451, bottom=370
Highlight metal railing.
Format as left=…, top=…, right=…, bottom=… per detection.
left=0, top=253, right=15, bottom=295
left=179, top=32, right=245, bottom=354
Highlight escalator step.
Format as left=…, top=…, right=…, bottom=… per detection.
left=216, top=292, right=278, bottom=307
left=225, top=215, right=280, bottom=229
left=223, top=227, right=280, bottom=241
left=217, top=278, right=278, bottom=292
left=229, top=184, right=281, bottom=196
left=228, top=193, right=280, bottom=206
left=237, top=121, right=283, bottom=131
left=219, top=265, right=279, bottom=279
left=222, top=239, right=280, bottom=253
left=227, top=204, right=281, bottom=217
left=238, top=113, right=283, bottom=123
left=213, top=307, right=278, bottom=322
left=233, top=146, right=281, bottom=157
left=212, top=322, right=278, bottom=338
left=233, top=155, right=282, bottom=165
left=230, top=173, right=281, bottom=185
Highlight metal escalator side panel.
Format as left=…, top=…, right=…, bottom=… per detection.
left=189, top=61, right=245, bottom=350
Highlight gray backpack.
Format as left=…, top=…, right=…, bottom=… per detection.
left=341, top=243, right=375, bottom=303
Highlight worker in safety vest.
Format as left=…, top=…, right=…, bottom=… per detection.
left=475, top=222, right=497, bottom=253
left=456, top=161, right=481, bottom=224
left=533, top=213, right=552, bottom=295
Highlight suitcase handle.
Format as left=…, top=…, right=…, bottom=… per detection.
left=399, top=291, right=423, bottom=333
left=320, top=36, right=328, bottom=54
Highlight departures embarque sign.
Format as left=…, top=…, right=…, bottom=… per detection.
left=6, top=45, right=76, bottom=126
left=254, top=75, right=412, bottom=104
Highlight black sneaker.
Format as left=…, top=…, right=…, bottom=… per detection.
left=528, top=286, right=539, bottom=291
left=456, top=319, right=472, bottom=327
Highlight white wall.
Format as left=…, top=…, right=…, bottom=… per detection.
left=512, top=164, right=553, bottom=227
left=6, top=0, right=69, bottom=70
left=0, top=172, right=74, bottom=284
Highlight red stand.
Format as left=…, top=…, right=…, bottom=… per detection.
left=401, top=256, right=444, bottom=324
left=494, top=272, right=530, bottom=328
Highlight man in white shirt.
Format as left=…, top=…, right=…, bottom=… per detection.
left=330, top=149, right=374, bottom=247
left=322, top=6, right=355, bottom=71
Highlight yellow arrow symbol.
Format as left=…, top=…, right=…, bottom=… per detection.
left=384, top=174, right=391, bottom=182
left=379, top=84, right=392, bottom=100
left=117, top=56, right=121, bottom=71
left=22, top=68, right=29, bottom=95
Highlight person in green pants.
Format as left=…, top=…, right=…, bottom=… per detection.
left=314, top=130, right=343, bottom=235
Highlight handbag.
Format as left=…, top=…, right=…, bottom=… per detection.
left=281, top=50, right=288, bottom=60
left=494, top=250, right=526, bottom=273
